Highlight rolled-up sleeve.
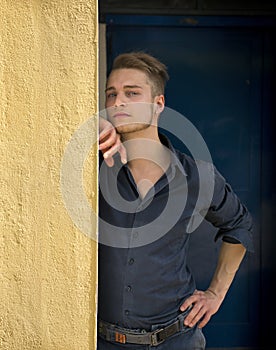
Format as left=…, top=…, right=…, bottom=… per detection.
left=205, top=167, right=254, bottom=252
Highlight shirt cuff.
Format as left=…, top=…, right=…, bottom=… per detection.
left=222, top=236, right=240, bottom=244
left=215, top=229, right=254, bottom=253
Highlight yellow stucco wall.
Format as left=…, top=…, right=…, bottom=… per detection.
left=0, top=1, right=98, bottom=349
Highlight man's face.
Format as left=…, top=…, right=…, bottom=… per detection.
left=105, top=68, right=158, bottom=135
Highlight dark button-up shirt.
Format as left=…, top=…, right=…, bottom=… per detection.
left=98, top=134, right=253, bottom=331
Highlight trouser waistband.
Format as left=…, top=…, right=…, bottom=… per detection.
left=98, top=306, right=193, bottom=347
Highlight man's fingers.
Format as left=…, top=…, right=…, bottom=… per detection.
left=118, top=143, right=127, bottom=164
left=103, top=135, right=121, bottom=158
left=180, top=289, right=221, bottom=329
left=197, top=313, right=211, bottom=329
left=180, top=292, right=198, bottom=312
left=99, top=128, right=117, bottom=150
left=184, top=303, right=204, bottom=327
left=103, top=156, right=114, bottom=167
left=102, top=135, right=127, bottom=166
left=99, top=121, right=127, bottom=166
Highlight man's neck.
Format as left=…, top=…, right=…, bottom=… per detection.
left=121, top=126, right=170, bottom=173
left=120, top=126, right=171, bottom=199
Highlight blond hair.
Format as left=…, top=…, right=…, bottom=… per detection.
left=109, top=51, right=169, bottom=97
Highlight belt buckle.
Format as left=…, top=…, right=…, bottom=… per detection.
left=151, top=328, right=165, bottom=346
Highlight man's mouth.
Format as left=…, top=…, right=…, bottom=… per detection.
left=112, top=112, right=131, bottom=119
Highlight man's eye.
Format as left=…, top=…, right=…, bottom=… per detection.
left=106, top=93, right=116, bottom=98
left=126, top=91, right=139, bottom=97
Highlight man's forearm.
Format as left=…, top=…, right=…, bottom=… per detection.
left=207, top=241, right=246, bottom=301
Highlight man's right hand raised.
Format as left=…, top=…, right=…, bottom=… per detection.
left=99, top=117, right=127, bottom=167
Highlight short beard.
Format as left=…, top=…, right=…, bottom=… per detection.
left=115, top=122, right=151, bottom=136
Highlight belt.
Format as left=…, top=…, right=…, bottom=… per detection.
left=98, top=309, right=192, bottom=347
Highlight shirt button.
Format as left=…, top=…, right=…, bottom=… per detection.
left=133, top=231, right=139, bottom=238
left=128, top=258, right=134, bottom=265
left=125, top=310, right=129, bottom=316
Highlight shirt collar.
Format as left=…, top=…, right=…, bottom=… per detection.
left=118, top=133, right=187, bottom=177
left=158, top=133, right=187, bottom=176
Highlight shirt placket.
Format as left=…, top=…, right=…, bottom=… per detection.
left=121, top=167, right=175, bottom=325
left=122, top=191, right=149, bottom=324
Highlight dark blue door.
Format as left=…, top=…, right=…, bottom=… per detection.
left=104, top=16, right=275, bottom=348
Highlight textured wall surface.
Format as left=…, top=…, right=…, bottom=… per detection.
left=0, top=1, right=98, bottom=349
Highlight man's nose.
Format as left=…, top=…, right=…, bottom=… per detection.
left=114, top=94, right=126, bottom=107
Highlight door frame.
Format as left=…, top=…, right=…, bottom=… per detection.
left=99, top=14, right=276, bottom=349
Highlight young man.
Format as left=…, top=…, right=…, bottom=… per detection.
left=98, top=52, right=253, bottom=349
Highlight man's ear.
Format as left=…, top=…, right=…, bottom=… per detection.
left=154, top=95, right=165, bottom=115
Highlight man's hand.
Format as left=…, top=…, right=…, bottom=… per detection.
left=99, top=117, right=127, bottom=167
left=180, top=242, right=246, bottom=329
left=180, top=289, right=223, bottom=329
